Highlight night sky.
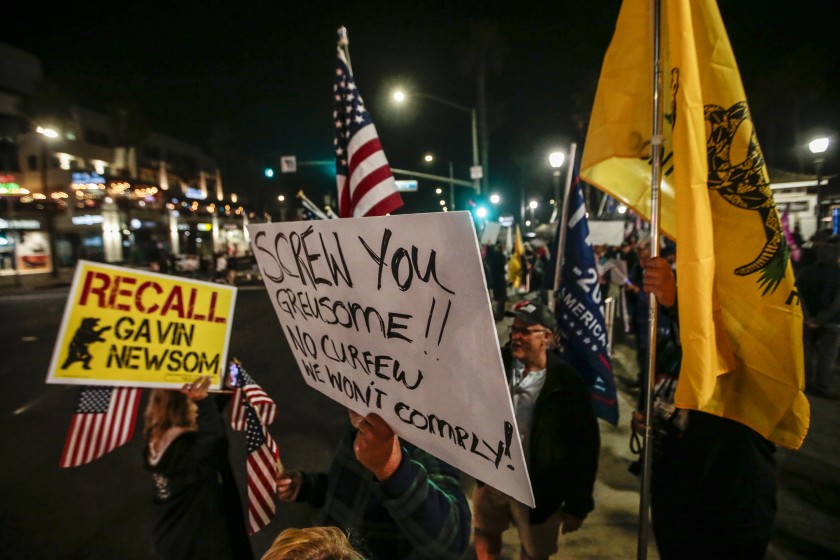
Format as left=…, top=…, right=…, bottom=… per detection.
left=4, top=0, right=839, bottom=216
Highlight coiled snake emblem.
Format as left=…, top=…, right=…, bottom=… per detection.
left=705, top=101, right=787, bottom=295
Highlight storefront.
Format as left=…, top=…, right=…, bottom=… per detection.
left=0, top=216, right=52, bottom=275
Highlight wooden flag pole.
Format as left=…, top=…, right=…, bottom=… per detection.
left=637, top=0, right=664, bottom=558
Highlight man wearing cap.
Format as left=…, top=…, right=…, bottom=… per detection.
left=473, top=299, right=601, bottom=560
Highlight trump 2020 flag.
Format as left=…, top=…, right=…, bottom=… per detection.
left=334, top=30, right=403, bottom=218
left=60, top=386, right=141, bottom=468
left=555, top=177, right=619, bottom=426
left=580, top=0, right=808, bottom=448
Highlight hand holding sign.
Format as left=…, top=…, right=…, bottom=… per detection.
left=350, top=411, right=402, bottom=481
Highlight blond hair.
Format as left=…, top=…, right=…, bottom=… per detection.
left=143, top=389, right=197, bottom=445
left=261, top=526, right=365, bottom=560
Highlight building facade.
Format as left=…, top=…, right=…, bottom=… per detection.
left=0, top=42, right=254, bottom=277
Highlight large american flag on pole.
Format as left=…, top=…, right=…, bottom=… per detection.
left=59, top=386, right=141, bottom=468
left=334, top=31, right=403, bottom=218
left=230, top=363, right=277, bottom=431
left=243, top=402, right=280, bottom=534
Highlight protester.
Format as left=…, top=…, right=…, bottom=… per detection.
left=214, top=251, right=228, bottom=283
left=485, top=242, right=509, bottom=320
left=796, top=240, right=840, bottom=399
left=274, top=410, right=470, bottom=560
left=633, top=256, right=778, bottom=560
left=261, top=526, right=366, bottom=560
left=143, top=376, right=252, bottom=560
left=625, top=238, right=673, bottom=387
left=473, top=300, right=600, bottom=560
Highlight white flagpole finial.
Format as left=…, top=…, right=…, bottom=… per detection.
left=337, top=26, right=349, bottom=47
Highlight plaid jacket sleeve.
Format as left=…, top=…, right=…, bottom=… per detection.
left=374, top=442, right=471, bottom=560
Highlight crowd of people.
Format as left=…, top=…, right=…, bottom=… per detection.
left=135, top=222, right=837, bottom=560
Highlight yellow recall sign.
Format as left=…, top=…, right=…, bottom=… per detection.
left=46, top=260, right=237, bottom=389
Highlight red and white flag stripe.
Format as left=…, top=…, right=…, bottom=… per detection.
left=247, top=432, right=279, bottom=534
left=60, top=387, right=141, bottom=468
left=231, top=385, right=277, bottom=431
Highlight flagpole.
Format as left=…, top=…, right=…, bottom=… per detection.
left=337, top=26, right=353, bottom=75
left=552, top=142, right=578, bottom=293
left=638, top=0, right=663, bottom=558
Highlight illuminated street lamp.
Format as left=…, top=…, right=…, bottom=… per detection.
left=37, top=125, right=60, bottom=277
left=810, top=136, right=831, bottom=226
left=392, top=88, right=481, bottom=193
left=490, top=193, right=500, bottom=204
left=529, top=199, right=539, bottom=226
left=549, top=150, right=566, bottom=214
left=423, top=152, right=455, bottom=211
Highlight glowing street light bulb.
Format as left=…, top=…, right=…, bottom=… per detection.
left=617, top=204, right=627, bottom=214
left=476, top=207, right=488, bottom=219
left=490, top=193, right=500, bottom=204
left=549, top=151, right=565, bottom=168
left=529, top=200, right=538, bottom=210
left=435, top=187, right=443, bottom=195
left=809, top=137, right=830, bottom=154
left=392, top=90, right=406, bottom=103
left=439, top=199, right=446, bottom=206
left=36, top=126, right=59, bottom=138
left=424, top=153, right=434, bottom=163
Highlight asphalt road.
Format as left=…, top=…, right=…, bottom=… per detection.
left=0, top=288, right=349, bottom=559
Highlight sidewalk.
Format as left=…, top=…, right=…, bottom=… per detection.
left=0, top=267, right=75, bottom=294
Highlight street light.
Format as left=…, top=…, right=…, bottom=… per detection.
left=549, top=150, right=566, bottom=215
left=37, top=125, right=60, bottom=277
left=490, top=193, right=500, bottom=204
left=392, top=88, right=481, bottom=193
left=529, top=200, right=539, bottom=226
left=423, top=152, right=455, bottom=211
left=810, top=136, right=831, bottom=227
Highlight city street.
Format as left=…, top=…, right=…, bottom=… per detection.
left=1, top=279, right=838, bottom=559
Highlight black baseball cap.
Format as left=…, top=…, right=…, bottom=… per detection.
left=506, top=300, right=556, bottom=330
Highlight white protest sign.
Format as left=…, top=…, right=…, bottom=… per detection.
left=588, top=220, right=626, bottom=246
left=247, top=211, right=534, bottom=507
left=480, top=221, right=502, bottom=246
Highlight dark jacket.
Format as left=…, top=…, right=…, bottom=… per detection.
left=296, top=427, right=471, bottom=560
left=503, top=347, right=600, bottom=523
left=144, top=397, right=251, bottom=560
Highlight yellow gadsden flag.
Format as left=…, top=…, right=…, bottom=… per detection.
left=580, top=0, right=809, bottom=449
left=508, top=224, right=524, bottom=289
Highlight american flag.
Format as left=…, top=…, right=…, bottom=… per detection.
left=230, top=364, right=277, bottom=431
left=298, top=190, right=330, bottom=220
left=244, top=403, right=280, bottom=534
left=60, top=386, right=141, bottom=468
left=334, top=39, right=403, bottom=218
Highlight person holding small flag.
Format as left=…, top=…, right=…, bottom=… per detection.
left=143, top=376, right=252, bottom=560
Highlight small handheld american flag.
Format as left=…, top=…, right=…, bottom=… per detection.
left=230, top=360, right=277, bottom=430
left=60, top=386, right=141, bottom=468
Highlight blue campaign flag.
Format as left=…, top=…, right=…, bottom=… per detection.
left=554, top=176, right=619, bottom=426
